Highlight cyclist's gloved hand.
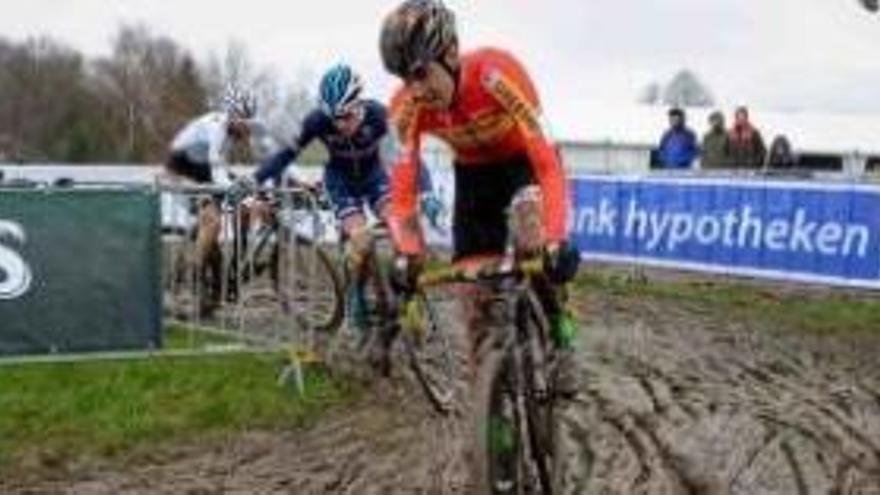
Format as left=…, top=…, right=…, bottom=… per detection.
left=544, top=241, right=580, bottom=284
left=229, top=175, right=257, bottom=202
left=391, top=254, right=423, bottom=295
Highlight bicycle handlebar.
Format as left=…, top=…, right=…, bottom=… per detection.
left=416, top=257, right=545, bottom=289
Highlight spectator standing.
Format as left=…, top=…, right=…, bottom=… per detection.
left=701, top=110, right=729, bottom=169
left=657, top=107, right=699, bottom=169
left=728, top=106, right=766, bottom=169
left=765, top=134, right=798, bottom=170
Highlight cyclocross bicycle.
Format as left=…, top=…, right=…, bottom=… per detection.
left=413, top=256, right=558, bottom=494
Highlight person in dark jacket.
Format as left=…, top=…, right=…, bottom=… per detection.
left=657, top=107, right=699, bottom=169
left=766, top=134, right=798, bottom=170
left=728, top=106, right=766, bottom=169
left=701, top=110, right=729, bottom=169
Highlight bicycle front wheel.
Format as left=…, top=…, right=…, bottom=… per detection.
left=402, top=291, right=460, bottom=415
left=472, top=303, right=556, bottom=494
left=276, top=235, right=345, bottom=335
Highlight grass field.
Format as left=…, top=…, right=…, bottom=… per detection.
left=163, top=324, right=240, bottom=349
left=2, top=272, right=877, bottom=480
left=573, top=270, right=880, bottom=334
left=0, top=328, right=357, bottom=477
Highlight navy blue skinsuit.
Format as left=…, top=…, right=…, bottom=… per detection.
left=256, top=100, right=400, bottom=219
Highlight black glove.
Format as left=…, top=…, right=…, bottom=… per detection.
left=228, top=175, right=256, bottom=204
left=544, top=241, right=581, bottom=284
left=391, top=254, right=423, bottom=295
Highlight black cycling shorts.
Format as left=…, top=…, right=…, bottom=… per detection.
left=452, top=154, right=535, bottom=260
left=166, top=151, right=212, bottom=184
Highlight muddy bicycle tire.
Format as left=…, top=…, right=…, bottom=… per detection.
left=402, top=291, right=459, bottom=415
left=472, top=291, right=557, bottom=495
left=279, top=235, right=345, bottom=334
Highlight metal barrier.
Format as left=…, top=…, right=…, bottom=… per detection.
left=6, top=169, right=875, bottom=362
left=159, top=182, right=345, bottom=356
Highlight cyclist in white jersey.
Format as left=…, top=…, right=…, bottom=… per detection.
left=167, top=90, right=275, bottom=187
left=165, top=86, right=276, bottom=316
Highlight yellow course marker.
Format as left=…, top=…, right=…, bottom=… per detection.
left=289, top=347, right=322, bottom=365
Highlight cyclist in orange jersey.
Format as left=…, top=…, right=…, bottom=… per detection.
left=380, top=0, right=582, bottom=397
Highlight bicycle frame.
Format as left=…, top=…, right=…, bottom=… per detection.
left=409, top=256, right=557, bottom=494
left=224, top=186, right=326, bottom=294
left=244, top=188, right=344, bottom=335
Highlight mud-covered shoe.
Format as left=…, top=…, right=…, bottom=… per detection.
left=551, top=309, right=578, bottom=350
left=367, top=339, right=391, bottom=377
left=488, top=402, right=517, bottom=492
left=549, top=308, right=581, bottom=398
left=553, top=347, right=581, bottom=399
left=366, top=325, right=395, bottom=377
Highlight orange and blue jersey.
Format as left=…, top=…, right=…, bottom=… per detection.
left=388, top=47, right=569, bottom=256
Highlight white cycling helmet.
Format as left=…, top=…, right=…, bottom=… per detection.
left=223, top=84, right=257, bottom=119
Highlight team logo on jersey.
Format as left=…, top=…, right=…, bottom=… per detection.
left=432, top=112, right=516, bottom=149
left=482, top=69, right=545, bottom=138
left=0, top=220, right=33, bottom=300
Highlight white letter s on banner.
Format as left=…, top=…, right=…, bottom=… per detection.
left=0, top=220, right=33, bottom=300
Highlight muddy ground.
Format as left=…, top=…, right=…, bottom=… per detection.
left=7, top=278, right=880, bottom=494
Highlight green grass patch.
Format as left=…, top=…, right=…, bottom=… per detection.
left=574, top=271, right=880, bottom=335
left=163, top=324, right=240, bottom=350
left=0, top=352, right=357, bottom=475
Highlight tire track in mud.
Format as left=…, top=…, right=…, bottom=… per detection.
left=7, top=295, right=475, bottom=495
left=9, top=288, right=880, bottom=494
left=780, top=440, right=809, bottom=495
left=564, top=292, right=880, bottom=494
left=10, top=382, right=472, bottom=495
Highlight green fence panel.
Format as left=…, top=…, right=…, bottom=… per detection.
left=0, top=187, right=161, bottom=356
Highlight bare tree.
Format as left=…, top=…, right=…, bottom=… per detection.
left=0, top=36, right=113, bottom=162
left=202, top=42, right=314, bottom=157
left=201, top=40, right=269, bottom=112
left=269, top=68, right=315, bottom=144
left=0, top=26, right=316, bottom=163
left=95, top=24, right=207, bottom=162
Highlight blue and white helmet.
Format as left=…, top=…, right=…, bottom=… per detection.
left=223, top=84, right=257, bottom=119
left=319, top=64, right=364, bottom=118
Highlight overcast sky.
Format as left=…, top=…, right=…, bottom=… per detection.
left=2, top=0, right=879, bottom=127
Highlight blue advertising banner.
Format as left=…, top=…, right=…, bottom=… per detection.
left=569, top=176, right=880, bottom=289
